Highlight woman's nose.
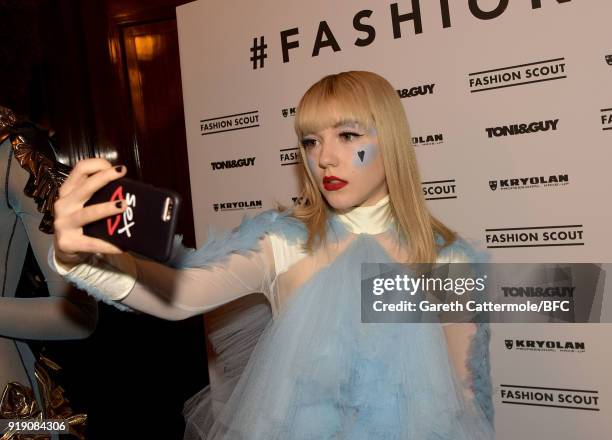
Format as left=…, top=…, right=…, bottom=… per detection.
left=318, top=139, right=339, bottom=168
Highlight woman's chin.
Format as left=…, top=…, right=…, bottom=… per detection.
left=323, top=193, right=357, bottom=211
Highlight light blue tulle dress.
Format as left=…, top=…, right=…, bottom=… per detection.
left=169, top=201, right=495, bottom=440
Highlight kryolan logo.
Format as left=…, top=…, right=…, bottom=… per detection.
left=505, top=339, right=585, bottom=351
left=213, top=200, right=263, bottom=212
left=489, top=174, right=569, bottom=191
left=413, top=133, right=443, bottom=146
left=281, top=108, right=296, bottom=118
left=486, top=119, right=559, bottom=138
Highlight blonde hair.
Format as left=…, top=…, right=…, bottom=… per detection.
left=292, top=71, right=456, bottom=263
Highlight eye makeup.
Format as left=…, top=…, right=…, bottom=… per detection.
left=300, top=136, right=317, bottom=148
left=333, top=119, right=367, bottom=131
left=300, top=121, right=379, bottom=172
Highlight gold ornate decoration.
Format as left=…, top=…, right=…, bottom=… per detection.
left=10, top=135, right=71, bottom=234
left=0, top=106, right=71, bottom=234
left=0, top=355, right=87, bottom=440
left=0, top=107, right=17, bottom=145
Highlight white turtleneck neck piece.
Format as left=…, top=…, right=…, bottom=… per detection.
left=334, top=194, right=393, bottom=235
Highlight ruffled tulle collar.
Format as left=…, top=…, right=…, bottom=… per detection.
left=333, top=195, right=393, bottom=235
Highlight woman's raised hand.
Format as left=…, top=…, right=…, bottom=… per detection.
left=53, top=158, right=128, bottom=267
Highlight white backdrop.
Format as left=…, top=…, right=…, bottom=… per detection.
left=176, top=0, right=612, bottom=438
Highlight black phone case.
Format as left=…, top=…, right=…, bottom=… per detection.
left=83, top=177, right=181, bottom=262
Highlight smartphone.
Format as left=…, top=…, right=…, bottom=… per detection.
left=83, top=177, right=181, bottom=262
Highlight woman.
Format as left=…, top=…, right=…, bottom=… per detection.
left=50, top=71, right=494, bottom=439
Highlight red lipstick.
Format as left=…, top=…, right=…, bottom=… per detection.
left=323, top=176, right=348, bottom=191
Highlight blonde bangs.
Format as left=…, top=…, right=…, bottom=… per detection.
left=295, top=74, right=376, bottom=139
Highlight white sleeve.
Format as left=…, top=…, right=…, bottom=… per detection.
left=267, top=231, right=307, bottom=276
left=48, top=234, right=276, bottom=320
left=50, top=247, right=137, bottom=302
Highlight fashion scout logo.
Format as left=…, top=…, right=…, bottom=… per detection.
left=485, top=119, right=559, bottom=138
left=397, top=84, right=434, bottom=99
left=211, top=157, right=256, bottom=170
left=213, top=200, right=263, bottom=212
left=412, top=133, right=443, bottom=146
left=200, top=111, right=260, bottom=135
left=488, top=174, right=569, bottom=191
left=504, top=338, right=585, bottom=353
left=468, top=57, right=566, bottom=93
left=280, top=147, right=301, bottom=166
left=107, top=186, right=136, bottom=238
left=422, top=180, right=456, bottom=200
left=601, top=108, right=612, bottom=131
left=500, top=385, right=599, bottom=411
left=281, top=107, right=296, bottom=118
left=249, top=1, right=573, bottom=69
left=484, top=225, right=584, bottom=248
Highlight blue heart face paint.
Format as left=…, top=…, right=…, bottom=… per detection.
left=353, top=143, right=378, bottom=167
left=300, top=118, right=388, bottom=209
